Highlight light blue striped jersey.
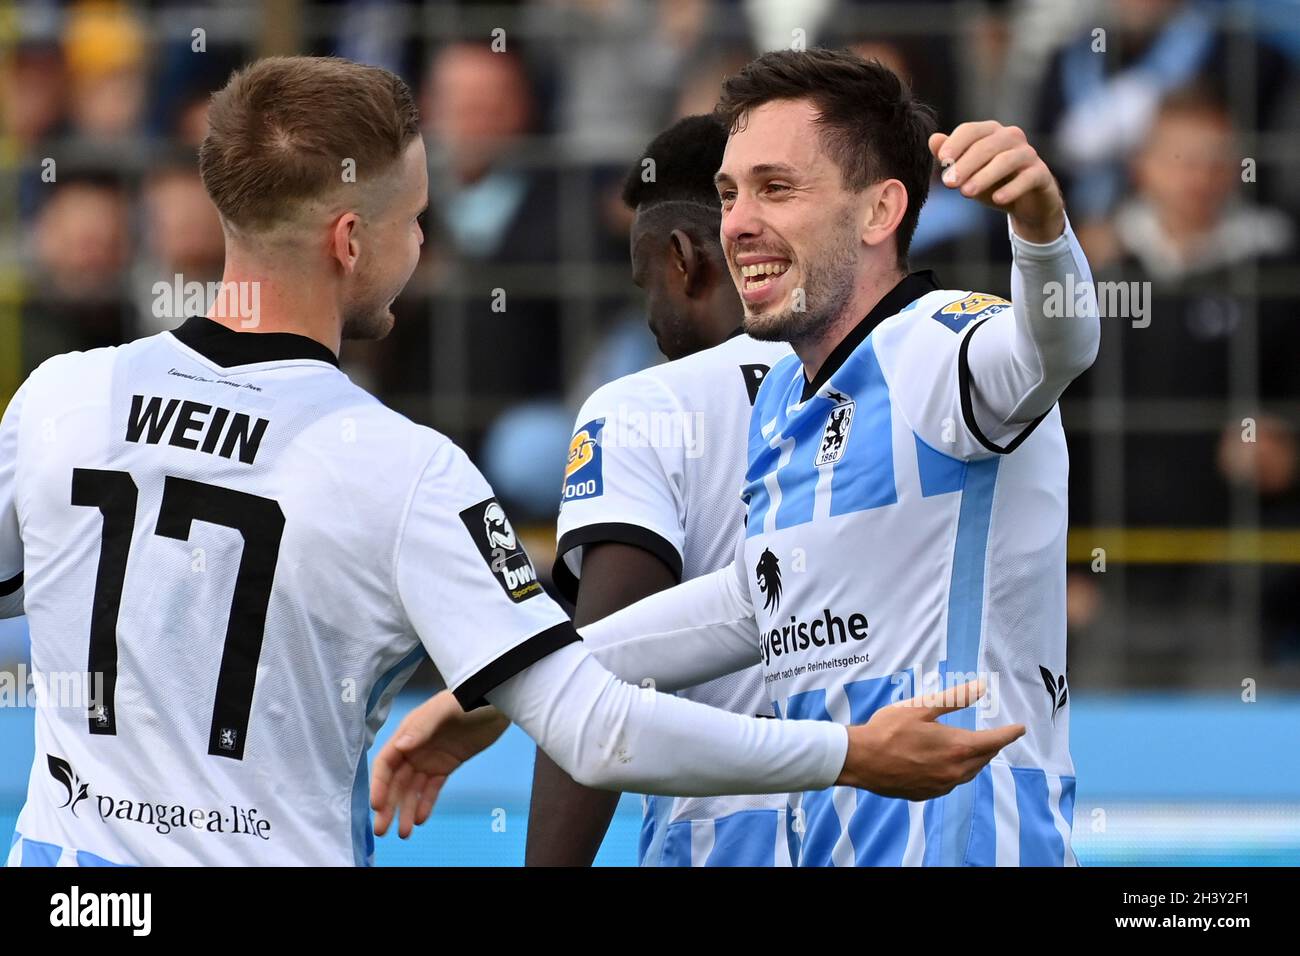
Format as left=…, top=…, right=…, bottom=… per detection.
left=741, top=272, right=1077, bottom=866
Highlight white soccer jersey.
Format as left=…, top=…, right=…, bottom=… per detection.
left=556, top=331, right=796, bottom=867
left=1, top=317, right=576, bottom=867
left=744, top=272, right=1078, bottom=866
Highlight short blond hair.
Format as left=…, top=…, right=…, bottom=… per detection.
left=199, top=56, right=420, bottom=232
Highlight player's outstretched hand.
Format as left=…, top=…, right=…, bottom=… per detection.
left=836, top=678, right=1024, bottom=800
left=371, top=691, right=510, bottom=839
left=929, top=122, right=1065, bottom=244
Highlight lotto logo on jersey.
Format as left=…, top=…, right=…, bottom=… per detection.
left=562, top=418, right=604, bottom=502
left=932, top=293, right=1011, bottom=333
left=459, top=498, right=543, bottom=603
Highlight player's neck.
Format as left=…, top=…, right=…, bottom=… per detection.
left=204, top=261, right=343, bottom=357
left=796, top=266, right=906, bottom=382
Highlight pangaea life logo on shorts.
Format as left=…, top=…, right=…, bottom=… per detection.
left=562, top=418, right=604, bottom=502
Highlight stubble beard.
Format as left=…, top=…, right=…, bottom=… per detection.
left=741, top=208, right=860, bottom=350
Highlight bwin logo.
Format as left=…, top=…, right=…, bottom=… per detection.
left=756, top=548, right=782, bottom=613
left=484, top=502, right=517, bottom=550
left=48, top=755, right=90, bottom=817
left=495, top=552, right=536, bottom=592
left=1039, top=666, right=1068, bottom=723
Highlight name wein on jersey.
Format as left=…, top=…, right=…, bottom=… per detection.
left=126, top=394, right=269, bottom=465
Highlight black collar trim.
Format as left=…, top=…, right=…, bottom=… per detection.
left=170, top=316, right=340, bottom=369
left=800, top=270, right=940, bottom=403
left=726, top=326, right=746, bottom=341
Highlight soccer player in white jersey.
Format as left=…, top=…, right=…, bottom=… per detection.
left=388, top=49, right=1099, bottom=866
left=526, top=116, right=795, bottom=867
left=0, top=56, right=1019, bottom=867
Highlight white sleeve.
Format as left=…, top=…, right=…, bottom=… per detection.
left=0, top=382, right=26, bottom=618
left=579, top=556, right=759, bottom=693
left=554, top=374, right=686, bottom=601
left=963, top=215, right=1101, bottom=439
left=879, top=216, right=1099, bottom=460
left=395, top=440, right=578, bottom=708
left=486, top=640, right=845, bottom=796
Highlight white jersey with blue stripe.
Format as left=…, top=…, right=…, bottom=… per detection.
left=743, top=273, right=1077, bottom=867
left=556, top=332, right=796, bottom=866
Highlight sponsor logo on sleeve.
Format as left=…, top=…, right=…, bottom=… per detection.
left=459, top=498, right=543, bottom=603
left=562, top=418, right=604, bottom=502
left=931, top=293, right=1011, bottom=333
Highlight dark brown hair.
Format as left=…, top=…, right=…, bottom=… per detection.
left=199, top=56, right=421, bottom=231
left=717, top=49, right=936, bottom=267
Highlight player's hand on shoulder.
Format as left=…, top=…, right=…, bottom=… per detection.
left=929, top=121, right=1066, bottom=244
left=836, top=678, right=1025, bottom=800
left=371, top=691, right=510, bottom=839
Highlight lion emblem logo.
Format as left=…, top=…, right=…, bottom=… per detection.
left=755, top=548, right=782, bottom=613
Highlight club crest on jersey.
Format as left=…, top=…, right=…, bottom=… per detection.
left=460, top=498, right=542, bottom=603
left=932, top=293, right=1011, bottom=333
left=562, top=418, right=604, bottom=502
left=815, top=393, right=855, bottom=467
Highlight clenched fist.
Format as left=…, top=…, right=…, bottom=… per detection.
left=930, top=121, right=1065, bottom=244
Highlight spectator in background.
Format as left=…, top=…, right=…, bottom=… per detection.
left=63, top=0, right=148, bottom=141
left=526, top=0, right=714, bottom=160
left=1218, top=416, right=1300, bottom=660
left=423, top=43, right=551, bottom=263
left=1087, top=87, right=1294, bottom=284
left=3, top=41, right=70, bottom=234
left=1065, top=86, right=1299, bottom=649
left=23, top=172, right=132, bottom=370
left=2, top=42, right=66, bottom=150
left=1071, top=88, right=1295, bottom=525
left=1081, top=86, right=1296, bottom=421
left=132, top=156, right=226, bottom=338
left=362, top=41, right=570, bottom=486
left=1033, top=0, right=1294, bottom=220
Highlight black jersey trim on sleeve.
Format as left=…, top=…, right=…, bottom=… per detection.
left=958, top=317, right=1049, bottom=455
left=453, top=622, right=582, bottom=710
left=552, top=522, right=684, bottom=604
left=0, top=571, right=21, bottom=597
left=171, top=316, right=341, bottom=369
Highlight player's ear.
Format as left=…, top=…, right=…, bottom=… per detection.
left=330, top=212, right=362, bottom=274
left=669, top=228, right=704, bottom=298
left=861, top=179, right=908, bottom=252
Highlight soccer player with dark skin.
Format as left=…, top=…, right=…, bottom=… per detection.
left=526, top=115, right=755, bottom=866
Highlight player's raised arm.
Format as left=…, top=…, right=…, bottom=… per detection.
left=0, top=382, right=27, bottom=618
left=930, top=121, right=1100, bottom=439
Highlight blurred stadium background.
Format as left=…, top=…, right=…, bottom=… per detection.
left=1, top=0, right=1298, bottom=866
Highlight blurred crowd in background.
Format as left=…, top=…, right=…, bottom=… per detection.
left=1, top=0, right=1298, bottom=686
